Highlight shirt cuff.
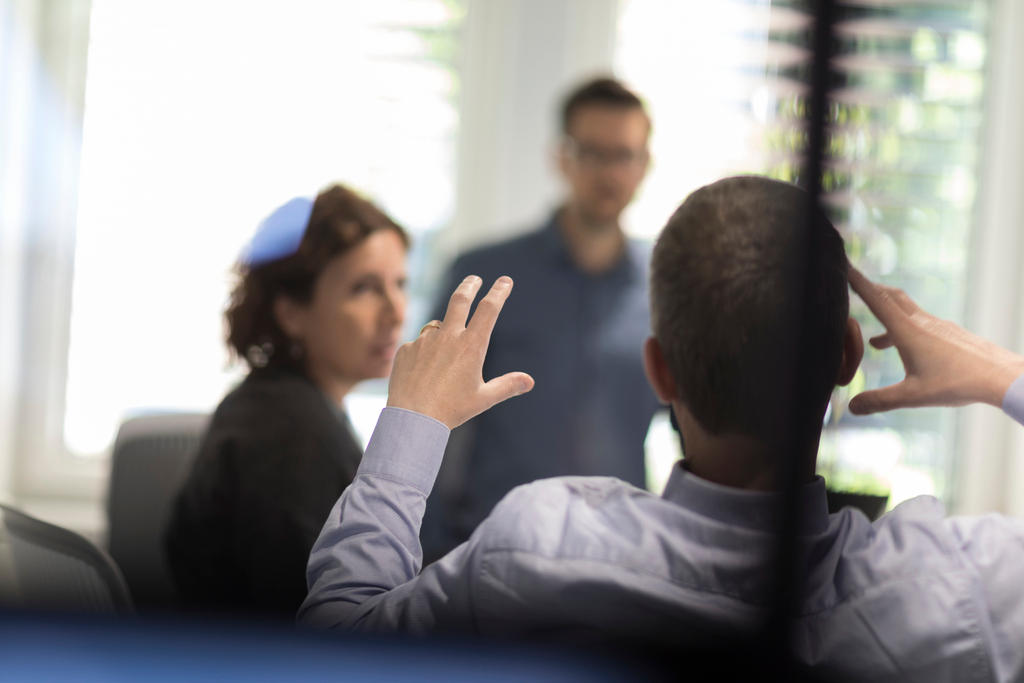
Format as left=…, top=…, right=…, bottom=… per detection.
left=1001, top=373, right=1024, bottom=427
left=356, top=407, right=450, bottom=496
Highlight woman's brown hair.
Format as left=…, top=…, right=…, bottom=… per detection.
left=225, top=184, right=409, bottom=371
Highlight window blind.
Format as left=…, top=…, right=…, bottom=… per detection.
left=616, top=0, right=991, bottom=505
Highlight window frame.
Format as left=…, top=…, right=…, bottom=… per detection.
left=951, top=0, right=1024, bottom=516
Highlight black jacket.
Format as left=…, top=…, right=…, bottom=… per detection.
left=164, top=367, right=361, bottom=617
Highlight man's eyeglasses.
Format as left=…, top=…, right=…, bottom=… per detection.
left=563, top=137, right=649, bottom=170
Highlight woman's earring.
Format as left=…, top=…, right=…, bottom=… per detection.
left=247, top=341, right=275, bottom=368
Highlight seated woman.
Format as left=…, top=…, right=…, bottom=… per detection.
left=165, top=184, right=408, bottom=617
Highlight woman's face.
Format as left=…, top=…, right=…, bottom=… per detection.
left=279, top=229, right=408, bottom=401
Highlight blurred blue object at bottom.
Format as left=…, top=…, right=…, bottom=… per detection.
left=0, top=612, right=644, bottom=682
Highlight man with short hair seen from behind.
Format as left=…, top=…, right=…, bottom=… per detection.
left=302, top=176, right=1024, bottom=682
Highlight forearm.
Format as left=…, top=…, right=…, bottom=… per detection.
left=298, top=407, right=449, bottom=629
left=298, top=276, right=529, bottom=630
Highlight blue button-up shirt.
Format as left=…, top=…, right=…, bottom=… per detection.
left=302, top=392, right=1024, bottom=682
left=421, top=213, right=661, bottom=557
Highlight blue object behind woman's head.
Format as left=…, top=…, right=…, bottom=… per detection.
left=241, top=196, right=315, bottom=267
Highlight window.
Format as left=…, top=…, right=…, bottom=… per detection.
left=62, top=0, right=464, bottom=458
left=617, top=0, right=990, bottom=505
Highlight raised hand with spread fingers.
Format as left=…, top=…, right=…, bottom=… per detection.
left=387, top=275, right=535, bottom=429
left=848, top=266, right=1024, bottom=415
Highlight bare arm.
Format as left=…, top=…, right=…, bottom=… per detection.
left=847, top=267, right=1024, bottom=415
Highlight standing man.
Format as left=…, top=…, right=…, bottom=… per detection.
left=422, top=77, right=662, bottom=558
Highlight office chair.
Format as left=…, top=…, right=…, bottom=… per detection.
left=106, top=412, right=208, bottom=610
left=0, top=503, right=133, bottom=614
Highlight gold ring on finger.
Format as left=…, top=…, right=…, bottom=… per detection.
left=419, top=320, right=442, bottom=335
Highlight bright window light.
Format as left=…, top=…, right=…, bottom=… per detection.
left=65, top=0, right=462, bottom=455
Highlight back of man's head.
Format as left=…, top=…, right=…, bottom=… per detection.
left=650, top=176, right=849, bottom=440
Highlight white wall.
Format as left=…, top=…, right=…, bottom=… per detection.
left=0, top=0, right=92, bottom=505
left=440, top=0, right=620, bottom=263
left=0, top=0, right=35, bottom=501
left=953, top=0, right=1024, bottom=515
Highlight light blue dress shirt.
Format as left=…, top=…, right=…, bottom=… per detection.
left=301, top=394, right=1024, bottom=682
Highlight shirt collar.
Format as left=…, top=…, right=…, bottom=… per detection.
left=541, top=208, right=641, bottom=281
left=661, top=462, right=830, bottom=535
left=538, top=210, right=567, bottom=261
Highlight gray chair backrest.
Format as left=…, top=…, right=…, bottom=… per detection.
left=0, top=503, right=133, bottom=614
left=106, top=412, right=209, bottom=610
